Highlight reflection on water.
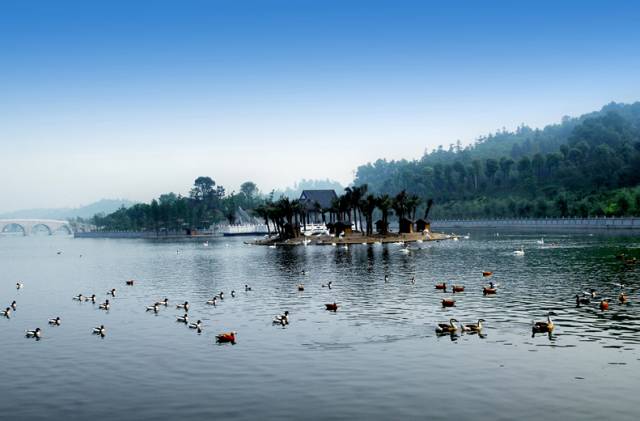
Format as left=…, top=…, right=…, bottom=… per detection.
left=1, top=229, right=639, bottom=420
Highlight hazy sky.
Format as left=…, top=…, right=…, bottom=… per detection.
left=1, top=0, right=640, bottom=212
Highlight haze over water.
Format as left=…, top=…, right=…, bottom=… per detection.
left=1, top=230, right=639, bottom=420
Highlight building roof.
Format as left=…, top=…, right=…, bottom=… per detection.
left=299, top=190, right=338, bottom=210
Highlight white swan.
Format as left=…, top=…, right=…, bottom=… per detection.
left=537, top=238, right=544, bottom=245
left=513, top=247, right=525, bottom=256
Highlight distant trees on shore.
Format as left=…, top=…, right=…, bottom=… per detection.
left=354, top=102, right=640, bottom=218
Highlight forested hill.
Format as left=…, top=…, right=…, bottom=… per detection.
left=354, top=102, right=640, bottom=218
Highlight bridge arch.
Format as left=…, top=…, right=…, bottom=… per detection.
left=31, top=223, right=53, bottom=235
left=1, top=223, right=27, bottom=235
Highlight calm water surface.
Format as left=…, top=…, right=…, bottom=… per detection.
left=1, top=230, right=640, bottom=420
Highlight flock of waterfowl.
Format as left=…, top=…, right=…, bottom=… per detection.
left=4, top=241, right=638, bottom=345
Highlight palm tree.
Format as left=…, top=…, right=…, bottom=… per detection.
left=376, top=194, right=392, bottom=235
left=361, top=194, right=377, bottom=235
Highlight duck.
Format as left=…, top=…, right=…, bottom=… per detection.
left=482, top=271, right=493, bottom=277
left=325, top=302, right=338, bottom=311
left=216, top=331, right=236, bottom=344
left=513, top=247, right=525, bottom=256
left=301, top=270, right=306, bottom=276
left=587, top=289, right=598, bottom=299
left=85, top=294, right=96, bottom=303
left=206, top=297, right=218, bottom=306
left=176, top=313, right=189, bottom=323
left=98, top=300, right=110, bottom=310
left=11, top=300, right=17, bottom=310
left=341, top=244, right=349, bottom=250
left=218, top=292, right=224, bottom=300
left=245, top=285, right=252, bottom=292
left=155, top=298, right=169, bottom=306
left=619, top=292, right=628, bottom=304
left=532, top=313, right=554, bottom=336
left=441, top=299, right=456, bottom=308
left=435, top=318, right=458, bottom=334
left=452, top=285, right=465, bottom=293
left=537, top=238, right=544, bottom=245
left=48, top=317, right=61, bottom=326
left=107, top=288, right=116, bottom=297
left=461, top=319, right=485, bottom=333
left=273, top=311, right=289, bottom=325
left=322, top=281, right=333, bottom=289
left=25, top=328, right=41, bottom=338
left=203, top=241, right=209, bottom=247
left=384, top=275, right=389, bottom=283
left=483, top=282, right=497, bottom=295
left=16, top=282, right=24, bottom=289
left=176, top=301, right=189, bottom=311
left=126, top=280, right=134, bottom=286
left=435, top=282, right=447, bottom=291
left=575, top=294, right=590, bottom=307
left=599, top=300, right=609, bottom=311
left=189, top=320, right=202, bottom=330
left=73, top=294, right=84, bottom=301
left=231, top=290, right=236, bottom=298
left=92, top=325, right=105, bottom=335
left=146, top=304, right=160, bottom=313
left=269, top=244, right=277, bottom=249
left=2, top=307, right=11, bottom=317
left=410, top=276, right=416, bottom=284
left=297, top=284, right=304, bottom=291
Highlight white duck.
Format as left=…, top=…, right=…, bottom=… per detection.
left=513, top=247, right=525, bottom=256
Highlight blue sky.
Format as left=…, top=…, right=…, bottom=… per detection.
left=1, top=0, right=639, bottom=211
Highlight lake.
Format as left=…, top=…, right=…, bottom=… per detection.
left=1, top=230, right=639, bottom=420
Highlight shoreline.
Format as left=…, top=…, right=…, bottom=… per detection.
left=248, top=231, right=453, bottom=246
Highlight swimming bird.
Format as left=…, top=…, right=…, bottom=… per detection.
left=85, top=294, right=96, bottom=303
left=342, top=244, right=349, bottom=250
left=189, top=320, right=202, bottom=330
left=325, top=302, right=338, bottom=311
left=461, top=319, right=485, bottom=333
left=269, top=244, right=277, bottom=249
left=216, top=331, right=236, bottom=344
left=203, top=241, right=209, bottom=247
left=619, top=292, right=628, bottom=304
left=384, top=275, right=389, bottom=283
left=435, top=319, right=458, bottom=334
left=301, top=270, right=306, bottom=276
left=93, top=325, right=105, bottom=336
left=107, top=288, right=116, bottom=297
left=483, top=282, right=497, bottom=295
left=532, top=313, right=554, bottom=337
left=48, top=317, right=61, bottom=326
left=273, top=311, right=289, bottom=325
left=126, top=280, right=134, bottom=286
left=231, top=290, right=236, bottom=298
left=399, top=247, right=410, bottom=254
left=513, top=247, right=525, bottom=256
left=16, top=282, right=24, bottom=289
left=146, top=304, right=160, bottom=313
left=482, top=271, right=493, bottom=277
left=297, top=284, right=304, bottom=291
left=435, top=282, right=447, bottom=292
left=176, top=301, right=189, bottom=311
left=244, top=284, right=252, bottom=292
left=586, top=289, right=597, bottom=299
left=441, top=299, right=455, bottom=308
left=11, top=300, right=17, bottom=310
left=575, top=294, right=590, bottom=307
left=452, top=285, right=465, bottom=293
left=176, top=313, right=189, bottom=323
left=98, top=300, right=110, bottom=310
left=537, top=238, right=544, bottom=245
left=73, top=294, right=84, bottom=301
left=599, top=300, right=609, bottom=311
left=410, top=276, right=416, bottom=284
left=155, top=298, right=169, bottom=306
left=322, top=281, right=333, bottom=289
left=218, top=292, right=224, bottom=300
left=25, top=328, right=41, bottom=339
left=206, top=297, right=218, bottom=306
left=2, top=307, right=11, bottom=317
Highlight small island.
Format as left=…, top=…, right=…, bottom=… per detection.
left=249, top=188, right=453, bottom=246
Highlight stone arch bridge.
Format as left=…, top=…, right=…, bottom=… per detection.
left=0, top=219, right=74, bottom=236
